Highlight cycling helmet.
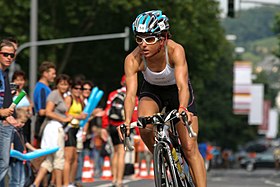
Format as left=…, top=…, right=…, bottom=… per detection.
left=132, top=10, right=169, bottom=36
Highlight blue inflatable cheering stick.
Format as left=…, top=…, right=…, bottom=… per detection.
left=79, top=87, right=104, bottom=128
left=10, top=147, right=59, bottom=161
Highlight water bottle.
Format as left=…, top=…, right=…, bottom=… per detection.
left=172, top=148, right=183, bottom=173
left=176, top=150, right=186, bottom=179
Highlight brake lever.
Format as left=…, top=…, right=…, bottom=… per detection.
left=180, top=111, right=197, bottom=138
left=120, top=124, right=134, bottom=151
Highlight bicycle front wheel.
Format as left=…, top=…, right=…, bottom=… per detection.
left=154, top=142, right=179, bottom=187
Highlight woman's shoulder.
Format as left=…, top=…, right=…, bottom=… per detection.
left=126, top=47, right=141, bottom=61
left=50, top=89, right=59, bottom=96
left=125, top=47, right=143, bottom=71
left=47, top=90, right=61, bottom=100
left=167, top=39, right=186, bottom=59
left=167, top=39, right=184, bottom=52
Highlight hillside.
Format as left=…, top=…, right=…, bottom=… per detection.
left=222, top=6, right=279, bottom=63
left=243, top=36, right=279, bottom=63
left=222, top=6, right=279, bottom=46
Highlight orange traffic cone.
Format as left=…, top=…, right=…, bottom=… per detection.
left=148, top=160, right=154, bottom=179
left=82, top=155, right=94, bottom=183
left=134, top=162, right=139, bottom=177
left=101, top=156, right=113, bottom=180
left=138, top=160, right=149, bottom=179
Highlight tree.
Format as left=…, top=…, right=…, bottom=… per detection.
left=273, top=11, right=280, bottom=58
left=0, top=0, right=256, bottom=149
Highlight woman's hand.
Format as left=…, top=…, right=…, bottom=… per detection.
left=64, top=115, right=73, bottom=123
left=178, top=106, right=193, bottom=124
left=78, top=112, right=87, bottom=120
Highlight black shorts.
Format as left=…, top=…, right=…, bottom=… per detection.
left=65, top=128, right=79, bottom=147
left=139, top=80, right=197, bottom=118
left=108, top=125, right=123, bottom=146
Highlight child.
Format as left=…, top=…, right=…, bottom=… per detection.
left=9, top=109, right=37, bottom=187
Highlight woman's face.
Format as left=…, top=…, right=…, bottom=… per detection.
left=82, top=83, right=92, bottom=98
left=71, top=84, right=82, bottom=97
left=13, top=76, right=25, bottom=90
left=57, top=80, right=69, bottom=94
left=136, top=35, right=164, bottom=58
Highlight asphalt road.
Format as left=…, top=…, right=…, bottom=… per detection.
left=82, top=169, right=280, bottom=187
left=207, top=168, right=280, bottom=187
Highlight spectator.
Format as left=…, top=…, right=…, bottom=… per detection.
left=81, top=80, right=93, bottom=105
left=9, top=123, right=36, bottom=187
left=0, top=39, right=22, bottom=185
left=137, top=138, right=152, bottom=176
left=273, top=145, right=280, bottom=170
left=92, top=114, right=108, bottom=178
left=33, top=61, right=56, bottom=147
left=12, top=70, right=33, bottom=142
left=76, top=80, right=94, bottom=183
left=32, top=74, right=73, bottom=187
left=222, top=149, right=231, bottom=169
left=198, top=142, right=208, bottom=161
left=102, top=75, right=138, bottom=187
left=64, top=80, right=87, bottom=187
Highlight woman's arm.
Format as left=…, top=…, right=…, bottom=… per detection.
left=172, top=43, right=193, bottom=123
left=45, top=101, right=72, bottom=123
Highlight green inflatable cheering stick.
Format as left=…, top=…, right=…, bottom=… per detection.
left=9, top=90, right=26, bottom=109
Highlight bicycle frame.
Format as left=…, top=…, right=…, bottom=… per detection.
left=121, top=109, right=196, bottom=187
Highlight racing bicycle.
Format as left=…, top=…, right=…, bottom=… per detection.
left=120, top=109, right=196, bottom=187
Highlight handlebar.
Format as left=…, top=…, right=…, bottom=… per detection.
left=137, top=110, right=197, bottom=138
left=120, top=110, right=197, bottom=151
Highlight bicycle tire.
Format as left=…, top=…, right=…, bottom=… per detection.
left=154, top=142, right=179, bottom=187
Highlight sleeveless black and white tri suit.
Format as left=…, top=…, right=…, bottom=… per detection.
left=139, top=45, right=197, bottom=118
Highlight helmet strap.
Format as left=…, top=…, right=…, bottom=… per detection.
left=165, top=32, right=168, bottom=41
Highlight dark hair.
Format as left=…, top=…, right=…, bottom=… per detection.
left=39, top=61, right=56, bottom=76
left=3, top=37, right=18, bottom=46
left=55, top=74, right=71, bottom=86
left=82, top=80, right=94, bottom=89
left=12, top=70, right=26, bottom=82
left=71, top=79, right=83, bottom=88
left=73, top=74, right=86, bottom=84
left=160, top=31, right=172, bottom=39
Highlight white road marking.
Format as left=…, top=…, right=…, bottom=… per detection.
left=264, top=180, right=280, bottom=186
left=94, top=179, right=141, bottom=187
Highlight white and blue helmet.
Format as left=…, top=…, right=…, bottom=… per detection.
left=132, top=10, right=169, bottom=36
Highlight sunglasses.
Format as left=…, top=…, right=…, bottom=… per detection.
left=73, top=87, right=82, bottom=90
left=0, top=52, right=15, bottom=58
left=82, top=88, right=92, bottom=91
left=135, top=36, right=161, bottom=45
